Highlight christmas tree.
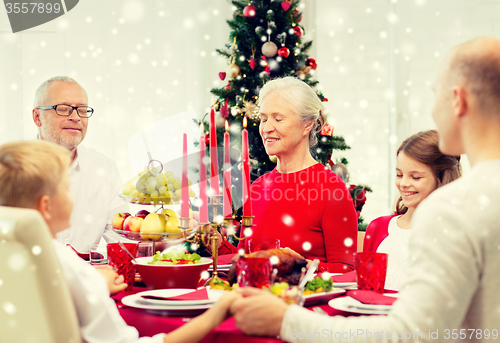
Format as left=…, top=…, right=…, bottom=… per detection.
left=201, top=0, right=370, bottom=230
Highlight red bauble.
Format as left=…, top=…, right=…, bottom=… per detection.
left=293, top=26, right=303, bottom=38
left=243, top=5, right=256, bottom=17
left=249, top=58, right=256, bottom=69
left=281, top=1, right=290, bottom=11
left=277, top=47, right=290, bottom=58
left=307, top=58, right=317, bottom=70
left=219, top=72, right=226, bottom=81
left=293, top=10, right=302, bottom=22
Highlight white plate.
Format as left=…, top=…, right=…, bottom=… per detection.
left=123, top=288, right=225, bottom=307
left=208, top=264, right=232, bottom=272
left=333, top=281, right=357, bottom=288
left=303, top=288, right=346, bottom=305
left=328, top=296, right=392, bottom=315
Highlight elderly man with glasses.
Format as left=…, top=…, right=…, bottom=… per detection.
left=32, top=76, right=129, bottom=256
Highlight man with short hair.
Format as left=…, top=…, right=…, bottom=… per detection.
left=32, top=76, right=129, bottom=254
left=230, top=36, right=500, bottom=342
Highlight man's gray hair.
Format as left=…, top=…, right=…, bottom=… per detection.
left=33, top=76, right=79, bottom=108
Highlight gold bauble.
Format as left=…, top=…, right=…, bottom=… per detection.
left=269, top=155, right=277, bottom=163
left=226, top=63, right=241, bottom=78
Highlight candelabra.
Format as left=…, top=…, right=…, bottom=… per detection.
left=179, top=195, right=254, bottom=286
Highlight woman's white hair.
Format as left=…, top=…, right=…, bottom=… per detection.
left=33, top=76, right=80, bottom=108
left=257, top=76, right=327, bottom=147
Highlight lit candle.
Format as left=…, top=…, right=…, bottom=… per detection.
left=199, top=124, right=208, bottom=223
left=181, top=133, right=189, bottom=218
left=209, top=108, right=220, bottom=195
left=242, top=117, right=252, bottom=216
left=223, top=121, right=232, bottom=218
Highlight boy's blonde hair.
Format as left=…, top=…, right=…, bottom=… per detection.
left=0, top=141, right=71, bottom=208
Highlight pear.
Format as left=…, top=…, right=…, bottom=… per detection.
left=163, top=209, right=182, bottom=239
left=140, top=213, right=167, bottom=240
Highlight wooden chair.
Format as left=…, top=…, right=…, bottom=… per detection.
left=0, top=206, right=81, bottom=343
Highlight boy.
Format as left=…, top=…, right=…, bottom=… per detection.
left=0, top=140, right=238, bottom=343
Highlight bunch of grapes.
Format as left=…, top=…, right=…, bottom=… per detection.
left=122, top=168, right=195, bottom=205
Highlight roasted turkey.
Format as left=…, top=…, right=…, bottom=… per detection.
left=226, top=249, right=307, bottom=285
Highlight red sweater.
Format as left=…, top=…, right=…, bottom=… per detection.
left=218, top=163, right=358, bottom=273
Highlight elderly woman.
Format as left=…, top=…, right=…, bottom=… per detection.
left=217, top=77, right=357, bottom=273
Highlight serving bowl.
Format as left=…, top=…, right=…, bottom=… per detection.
left=134, top=256, right=213, bottom=289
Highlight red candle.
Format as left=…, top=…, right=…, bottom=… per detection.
left=209, top=108, right=220, bottom=195
left=181, top=133, right=189, bottom=218
left=242, top=117, right=252, bottom=216
left=199, top=124, right=208, bottom=223
left=223, top=121, right=232, bottom=218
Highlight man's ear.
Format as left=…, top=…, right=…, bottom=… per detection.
left=33, top=108, right=42, bottom=127
left=452, top=86, right=467, bottom=118
left=36, top=195, right=52, bottom=222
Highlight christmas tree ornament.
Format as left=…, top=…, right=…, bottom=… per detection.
left=260, top=56, right=271, bottom=74
left=266, top=9, right=274, bottom=21
left=293, top=26, right=303, bottom=38
left=269, top=155, right=278, bottom=163
left=243, top=5, right=256, bottom=17
left=281, top=1, right=291, bottom=11
left=262, top=41, right=278, bottom=57
left=231, top=106, right=242, bottom=116
left=226, top=63, right=241, bottom=78
left=293, top=10, right=302, bottom=22
left=255, top=26, right=265, bottom=36
left=242, top=100, right=257, bottom=117
left=248, top=45, right=256, bottom=69
left=331, top=163, right=349, bottom=183
left=278, top=47, right=290, bottom=58
left=306, top=58, right=317, bottom=70
left=225, top=81, right=232, bottom=91
left=220, top=97, right=230, bottom=119
left=297, top=66, right=312, bottom=79
left=219, top=72, right=226, bottom=81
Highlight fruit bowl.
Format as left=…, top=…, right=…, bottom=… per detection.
left=134, top=256, right=213, bottom=289
left=119, top=194, right=182, bottom=205
left=112, top=228, right=196, bottom=244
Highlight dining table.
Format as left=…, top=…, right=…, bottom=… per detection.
left=113, top=285, right=366, bottom=343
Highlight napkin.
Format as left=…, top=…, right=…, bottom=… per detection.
left=216, top=253, right=238, bottom=265
left=331, top=271, right=356, bottom=282
left=141, top=288, right=209, bottom=301
left=347, top=290, right=397, bottom=306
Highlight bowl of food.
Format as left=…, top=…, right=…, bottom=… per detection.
left=134, top=251, right=212, bottom=289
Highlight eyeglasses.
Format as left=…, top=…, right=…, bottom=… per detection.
left=36, top=104, right=94, bottom=118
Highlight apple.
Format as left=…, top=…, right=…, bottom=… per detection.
left=123, top=216, right=144, bottom=232
left=135, top=209, right=150, bottom=219
left=140, top=213, right=167, bottom=240
left=112, top=212, right=131, bottom=230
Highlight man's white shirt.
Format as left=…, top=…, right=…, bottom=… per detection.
left=56, top=145, right=129, bottom=252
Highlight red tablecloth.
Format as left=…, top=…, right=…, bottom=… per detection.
left=114, top=286, right=355, bottom=343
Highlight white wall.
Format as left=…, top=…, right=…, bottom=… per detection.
left=1, top=0, right=500, bottom=223
left=314, top=0, right=500, bottom=222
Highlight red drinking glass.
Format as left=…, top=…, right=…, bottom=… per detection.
left=107, top=242, right=139, bottom=291
left=236, top=256, right=272, bottom=289
left=353, top=252, right=388, bottom=294
left=247, top=238, right=280, bottom=253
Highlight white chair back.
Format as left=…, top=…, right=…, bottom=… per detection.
left=0, top=206, right=81, bottom=343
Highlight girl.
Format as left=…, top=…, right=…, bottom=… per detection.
left=363, top=130, right=461, bottom=290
